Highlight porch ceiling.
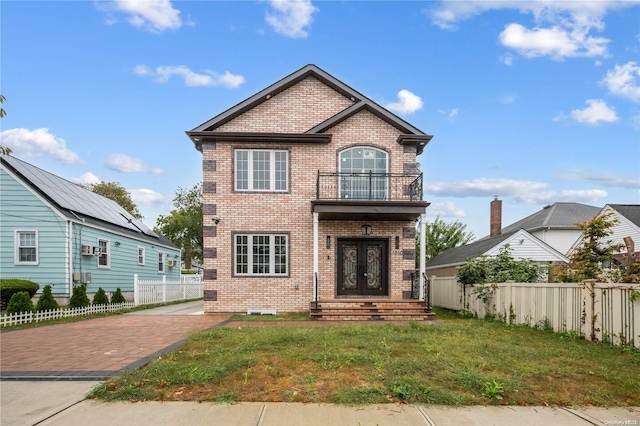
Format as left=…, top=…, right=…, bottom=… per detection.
left=312, top=200, right=429, bottom=221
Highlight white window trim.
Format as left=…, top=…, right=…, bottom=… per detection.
left=158, top=252, right=165, bottom=274
left=138, top=247, right=145, bottom=266
left=14, top=230, right=39, bottom=265
left=98, top=239, right=110, bottom=269
left=234, top=149, right=288, bottom=192
left=234, top=233, right=288, bottom=276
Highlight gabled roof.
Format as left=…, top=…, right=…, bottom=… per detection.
left=501, top=202, right=601, bottom=234
left=1, top=155, right=177, bottom=249
left=608, top=204, right=640, bottom=228
left=426, top=229, right=569, bottom=269
left=187, top=64, right=433, bottom=153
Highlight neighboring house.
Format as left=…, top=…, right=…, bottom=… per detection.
left=186, top=64, right=433, bottom=320
left=426, top=228, right=569, bottom=278
left=568, top=204, right=640, bottom=262
left=492, top=199, right=601, bottom=255
left=1, top=155, right=180, bottom=302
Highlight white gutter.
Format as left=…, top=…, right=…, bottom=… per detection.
left=419, top=212, right=426, bottom=300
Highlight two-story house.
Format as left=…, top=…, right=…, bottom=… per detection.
left=186, top=64, right=433, bottom=320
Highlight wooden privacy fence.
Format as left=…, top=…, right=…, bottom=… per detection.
left=0, top=302, right=136, bottom=327
left=134, top=274, right=204, bottom=305
left=430, top=276, right=640, bottom=348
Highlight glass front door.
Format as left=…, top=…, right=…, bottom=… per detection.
left=337, top=239, right=388, bottom=296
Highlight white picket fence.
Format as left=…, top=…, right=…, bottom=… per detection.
left=134, top=274, right=204, bottom=305
left=430, top=276, right=640, bottom=348
left=0, top=302, right=136, bottom=327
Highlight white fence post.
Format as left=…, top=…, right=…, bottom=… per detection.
left=134, top=274, right=139, bottom=306
left=162, top=275, right=167, bottom=302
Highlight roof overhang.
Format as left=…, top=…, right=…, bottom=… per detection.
left=186, top=132, right=332, bottom=151
left=397, top=135, right=433, bottom=155
left=312, top=200, right=430, bottom=221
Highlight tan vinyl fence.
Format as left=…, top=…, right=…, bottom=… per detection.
left=430, top=276, right=640, bottom=348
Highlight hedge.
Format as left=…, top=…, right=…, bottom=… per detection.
left=0, top=279, right=39, bottom=310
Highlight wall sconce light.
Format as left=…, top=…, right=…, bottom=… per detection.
left=395, top=236, right=400, bottom=250
left=213, top=218, right=220, bottom=225
left=361, top=224, right=372, bottom=236
left=326, top=236, right=331, bottom=249
left=114, top=241, right=121, bottom=247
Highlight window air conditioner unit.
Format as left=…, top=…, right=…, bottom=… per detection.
left=166, top=260, right=175, bottom=267
left=92, top=246, right=102, bottom=256
left=81, top=245, right=93, bottom=256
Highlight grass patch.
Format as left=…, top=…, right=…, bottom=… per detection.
left=90, top=307, right=640, bottom=406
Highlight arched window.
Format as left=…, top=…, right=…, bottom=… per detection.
left=338, top=147, right=388, bottom=199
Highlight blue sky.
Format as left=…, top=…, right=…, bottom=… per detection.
left=2, top=0, right=639, bottom=240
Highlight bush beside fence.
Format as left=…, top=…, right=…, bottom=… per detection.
left=430, top=276, right=640, bottom=348
left=0, top=302, right=136, bottom=327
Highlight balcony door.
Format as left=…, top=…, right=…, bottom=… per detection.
left=339, top=147, right=388, bottom=199
left=337, top=238, right=388, bottom=296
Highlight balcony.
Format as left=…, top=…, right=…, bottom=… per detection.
left=313, top=172, right=430, bottom=221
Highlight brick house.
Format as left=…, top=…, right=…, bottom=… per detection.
left=186, top=64, right=434, bottom=320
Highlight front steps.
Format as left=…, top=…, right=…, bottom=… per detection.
left=310, top=299, right=435, bottom=321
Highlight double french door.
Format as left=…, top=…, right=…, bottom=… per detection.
left=337, top=239, right=388, bottom=296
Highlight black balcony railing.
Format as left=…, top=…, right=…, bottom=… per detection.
left=316, top=172, right=423, bottom=201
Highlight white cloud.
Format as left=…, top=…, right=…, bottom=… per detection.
left=427, top=1, right=639, bottom=60
left=498, top=92, right=518, bottom=104
left=134, top=65, right=245, bottom=88
left=96, top=0, right=182, bottom=33
left=425, top=178, right=547, bottom=197
left=72, top=172, right=101, bottom=186
left=130, top=188, right=168, bottom=205
left=569, top=99, right=619, bottom=125
left=385, top=90, right=423, bottom=115
left=265, top=0, right=318, bottom=38
left=500, top=53, right=514, bottom=66
left=515, top=189, right=608, bottom=204
left=106, top=154, right=164, bottom=174
left=426, top=201, right=466, bottom=218
left=559, top=169, right=640, bottom=189
left=0, top=128, right=82, bottom=164
left=601, top=61, right=640, bottom=103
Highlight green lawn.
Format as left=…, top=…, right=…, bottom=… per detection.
left=90, top=308, right=640, bottom=406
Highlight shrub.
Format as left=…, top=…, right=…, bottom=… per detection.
left=92, top=287, right=109, bottom=305
left=6, top=291, right=34, bottom=314
left=458, top=246, right=548, bottom=285
left=111, top=287, right=126, bottom=304
left=69, top=285, right=90, bottom=308
left=1, top=279, right=39, bottom=309
left=36, top=285, right=59, bottom=311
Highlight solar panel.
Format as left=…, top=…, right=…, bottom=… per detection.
left=4, top=156, right=158, bottom=237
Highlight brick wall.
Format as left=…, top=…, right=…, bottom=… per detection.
left=201, top=76, right=422, bottom=313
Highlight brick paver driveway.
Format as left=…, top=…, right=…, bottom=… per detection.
left=0, top=303, right=230, bottom=380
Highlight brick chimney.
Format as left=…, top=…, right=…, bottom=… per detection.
left=490, top=196, right=502, bottom=238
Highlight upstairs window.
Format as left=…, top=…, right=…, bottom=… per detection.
left=339, top=147, right=388, bottom=199
left=138, top=247, right=145, bottom=265
left=158, top=252, right=165, bottom=273
left=235, top=149, right=288, bottom=192
left=15, top=230, right=38, bottom=265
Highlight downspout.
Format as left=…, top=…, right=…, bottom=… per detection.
left=67, top=221, right=73, bottom=295
left=419, top=212, right=427, bottom=300
left=313, top=212, right=319, bottom=306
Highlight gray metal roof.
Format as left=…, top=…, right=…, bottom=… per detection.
left=189, top=64, right=433, bottom=140
left=426, top=231, right=515, bottom=268
left=1, top=155, right=177, bottom=249
left=501, top=202, right=601, bottom=233
left=608, top=204, right=640, bottom=227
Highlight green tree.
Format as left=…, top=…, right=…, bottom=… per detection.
left=457, top=245, right=548, bottom=285
left=92, top=287, right=109, bottom=305
left=417, top=216, right=474, bottom=267
left=555, top=211, right=625, bottom=282
left=36, top=285, right=60, bottom=311
left=0, top=94, right=11, bottom=155
left=82, top=181, right=143, bottom=219
left=155, top=183, right=202, bottom=269
left=110, top=287, right=126, bottom=304
left=69, top=285, right=90, bottom=309
left=6, top=291, right=34, bottom=314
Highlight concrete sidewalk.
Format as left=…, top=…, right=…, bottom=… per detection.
left=1, top=381, right=638, bottom=426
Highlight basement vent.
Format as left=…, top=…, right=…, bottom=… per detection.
left=247, top=309, right=277, bottom=316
